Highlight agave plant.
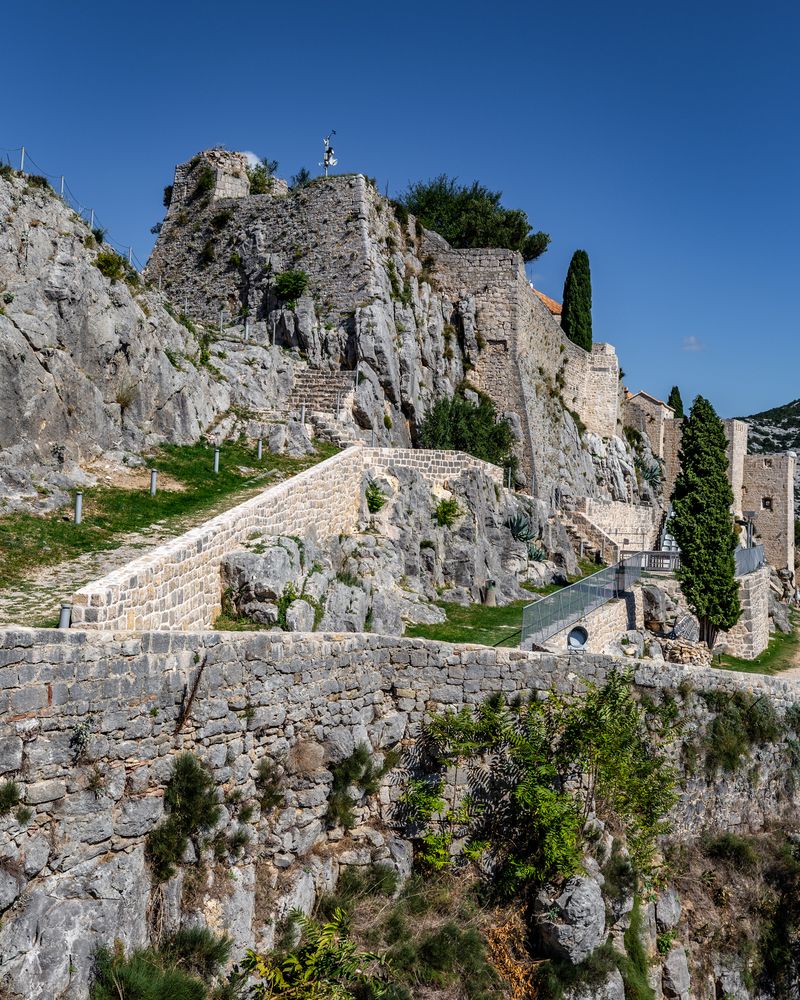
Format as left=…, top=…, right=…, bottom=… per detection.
left=635, top=458, right=663, bottom=489
left=527, top=544, right=547, bottom=562
left=506, top=512, right=536, bottom=543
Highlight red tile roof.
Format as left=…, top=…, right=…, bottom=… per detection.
left=532, top=287, right=562, bottom=315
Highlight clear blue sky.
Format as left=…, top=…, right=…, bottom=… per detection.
left=4, top=0, right=798, bottom=417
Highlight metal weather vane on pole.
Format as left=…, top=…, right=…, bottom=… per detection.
left=320, top=131, right=337, bottom=177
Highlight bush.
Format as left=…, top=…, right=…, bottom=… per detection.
left=365, top=480, right=386, bottom=513
left=92, top=227, right=106, bottom=245
left=274, top=269, right=309, bottom=305
left=146, top=753, right=221, bottom=882
left=95, top=250, right=126, bottom=282
left=326, top=744, right=389, bottom=829
left=0, top=163, right=13, bottom=180
left=0, top=780, right=21, bottom=815
left=247, top=157, right=278, bottom=194
left=705, top=691, right=783, bottom=774
left=190, top=166, right=215, bottom=202
left=26, top=174, right=50, bottom=190
left=433, top=497, right=461, bottom=528
left=163, top=184, right=173, bottom=208
left=398, top=175, right=549, bottom=261
left=199, top=241, right=215, bottom=266
left=703, top=832, right=759, bottom=870
left=418, top=389, right=515, bottom=470
left=211, top=209, right=233, bottom=231
left=255, top=758, right=284, bottom=813
left=290, top=167, right=312, bottom=190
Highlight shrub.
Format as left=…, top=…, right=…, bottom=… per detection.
left=163, top=184, right=173, bottom=208
left=146, top=753, right=221, bottom=883
left=433, top=497, right=461, bottom=528
left=0, top=780, right=22, bottom=816
left=115, top=380, right=137, bottom=412
left=190, top=166, right=215, bottom=202
left=0, top=163, right=13, bottom=180
left=274, top=269, right=309, bottom=305
left=254, top=758, right=284, bottom=813
left=95, top=249, right=126, bottom=282
left=316, top=863, right=399, bottom=921
left=398, top=175, right=549, bottom=261
left=703, top=832, right=759, bottom=870
left=211, top=209, right=232, bottom=231
left=228, top=251, right=242, bottom=268
left=199, top=241, right=215, bottom=266
left=384, top=413, right=393, bottom=430
left=289, top=167, right=312, bottom=190
left=704, top=691, right=782, bottom=774
left=92, top=227, right=106, bottom=244
left=365, top=480, right=386, bottom=513
left=247, top=158, right=278, bottom=194
left=623, top=426, right=644, bottom=451
left=418, top=388, right=515, bottom=470
left=326, top=744, right=389, bottom=829
left=26, top=174, right=50, bottom=190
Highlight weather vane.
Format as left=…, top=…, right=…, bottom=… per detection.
left=321, top=131, right=337, bottom=177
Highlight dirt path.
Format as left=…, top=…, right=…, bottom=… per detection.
left=0, top=483, right=271, bottom=627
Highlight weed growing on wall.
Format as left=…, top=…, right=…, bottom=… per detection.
left=326, top=744, right=396, bottom=830
left=365, top=480, right=386, bottom=513
left=433, top=497, right=461, bottom=528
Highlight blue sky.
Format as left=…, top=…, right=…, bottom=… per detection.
left=4, top=0, right=798, bottom=417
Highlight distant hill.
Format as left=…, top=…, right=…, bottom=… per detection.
left=739, top=399, right=800, bottom=454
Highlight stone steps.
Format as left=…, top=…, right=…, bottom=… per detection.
left=289, top=370, right=357, bottom=413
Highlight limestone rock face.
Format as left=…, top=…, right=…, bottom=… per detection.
left=662, top=942, right=691, bottom=998
left=536, top=876, right=606, bottom=964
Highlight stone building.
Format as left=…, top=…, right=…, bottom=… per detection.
left=625, top=390, right=675, bottom=458
left=742, top=452, right=796, bottom=571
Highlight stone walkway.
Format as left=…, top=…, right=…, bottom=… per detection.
left=0, top=482, right=275, bottom=627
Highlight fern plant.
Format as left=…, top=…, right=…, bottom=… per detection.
left=242, top=908, right=389, bottom=998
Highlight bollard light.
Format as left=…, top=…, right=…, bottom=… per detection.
left=74, top=491, right=83, bottom=525
left=300, top=403, right=306, bottom=426
left=58, top=603, right=72, bottom=629
left=149, top=469, right=158, bottom=496
left=257, top=438, right=263, bottom=461
left=214, top=447, right=220, bottom=474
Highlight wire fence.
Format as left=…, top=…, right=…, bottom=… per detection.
left=0, top=144, right=147, bottom=271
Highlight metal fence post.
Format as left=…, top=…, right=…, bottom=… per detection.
left=149, top=469, right=158, bottom=496
left=257, top=437, right=263, bottom=461
left=19, top=147, right=25, bottom=173
left=74, top=491, right=83, bottom=525
left=214, top=448, right=220, bottom=474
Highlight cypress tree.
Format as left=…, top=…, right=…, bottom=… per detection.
left=670, top=396, right=741, bottom=647
left=561, top=250, right=592, bottom=351
left=667, top=386, right=684, bottom=418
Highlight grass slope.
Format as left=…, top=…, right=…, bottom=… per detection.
left=0, top=440, right=338, bottom=588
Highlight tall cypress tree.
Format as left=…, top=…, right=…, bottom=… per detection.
left=670, top=396, right=741, bottom=647
left=561, top=250, right=592, bottom=351
left=667, top=386, right=684, bottom=418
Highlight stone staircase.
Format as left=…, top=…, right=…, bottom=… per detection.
left=560, top=511, right=621, bottom=565
left=307, top=412, right=361, bottom=449
left=289, top=369, right=357, bottom=415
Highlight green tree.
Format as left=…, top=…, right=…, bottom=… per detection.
left=399, top=175, right=550, bottom=261
left=667, top=385, right=684, bottom=418
left=418, top=389, right=515, bottom=471
left=561, top=250, right=592, bottom=351
left=670, top=395, right=741, bottom=647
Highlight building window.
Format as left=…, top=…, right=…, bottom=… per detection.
left=762, top=497, right=773, bottom=510
left=764, top=458, right=773, bottom=468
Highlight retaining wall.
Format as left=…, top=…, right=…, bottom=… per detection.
left=1, top=626, right=799, bottom=998
left=70, top=448, right=503, bottom=632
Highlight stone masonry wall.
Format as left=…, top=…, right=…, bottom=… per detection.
left=541, top=591, right=643, bottom=654
left=1, top=626, right=799, bottom=998
left=70, top=447, right=503, bottom=632
left=562, top=341, right=621, bottom=439
left=576, top=497, right=660, bottom=551
left=723, top=419, right=749, bottom=517
left=719, top=564, right=771, bottom=659
left=742, top=453, right=796, bottom=571
left=624, top=393, right=675, bottom=458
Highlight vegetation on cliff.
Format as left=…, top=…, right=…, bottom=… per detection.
left=398, top=175, right=550, bottom=261
left=670, top=395, right=741, bottom=646
left=418, top=388, right=515, bottom=471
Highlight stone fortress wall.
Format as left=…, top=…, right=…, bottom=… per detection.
left=1, top=625, right=799, bottom=998
left=574, top=497, right=660, bottom=551
left=70, top=447, right=503, bottom=633
left=629, top=397, right=795, bottom=571
left=742, top=452, right=796, bottom=571
left=147, top=149, right=623, bottom=502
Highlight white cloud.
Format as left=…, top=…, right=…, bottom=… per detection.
left=242, top=151, right=261, bottom=168
left=682, top=335, right=705, bottom=353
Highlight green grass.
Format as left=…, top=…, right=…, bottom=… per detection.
left=406, top=560, right=606, bottom=648
left=405, top=600, right=528, bottom=647
left=715, top=612, right=800, bottom=675
left=0, top=440, right=338, bottom=587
